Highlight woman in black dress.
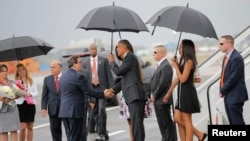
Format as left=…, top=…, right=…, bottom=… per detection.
left=163, top=39, right=207, bottom=141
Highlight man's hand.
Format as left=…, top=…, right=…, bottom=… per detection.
left=163, top=92, right=171, bottom=103
left=88, top=102, right=95, bottom=110
left=219, top=93, right=224, bottom=98
left=150, top=94, right=155, bottom=103
left=41, top=109, right=47, bottom=117
left=104, top=89, right=115, bottom=98
left=108, top=53, right=115, bottom=62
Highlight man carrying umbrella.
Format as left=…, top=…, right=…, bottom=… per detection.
left=108, top=39, right=148, bottom=141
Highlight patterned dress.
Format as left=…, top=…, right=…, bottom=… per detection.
left=119, top=96, right=153, bottom=119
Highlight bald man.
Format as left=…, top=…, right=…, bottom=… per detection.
left=41, top=60, right=63, bottom=141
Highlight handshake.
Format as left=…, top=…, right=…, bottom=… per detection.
left=104, top=88, right=115, bottom=98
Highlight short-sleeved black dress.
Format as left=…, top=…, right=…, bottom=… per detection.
left=175, top=62, right=201, bottom=113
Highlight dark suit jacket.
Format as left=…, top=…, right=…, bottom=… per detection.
left=110, top=52, right=148, bottom=104
left=83, top=56, right=113, bottom=90
left=58, top=68, right=104, bottom=118
left=41, top=75, right=60, bottom=116
left=151, top=59, right=173, bottom=105
left=220, top=49, right=248, bottom=104
left=83, top=56, right=114, bottom=102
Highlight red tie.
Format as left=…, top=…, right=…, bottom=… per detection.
left=220, top=56, right=228, bottom=87
left=55, top=76, right=59, bottom=92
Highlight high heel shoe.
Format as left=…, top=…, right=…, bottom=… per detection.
left=199, top=133, right=207, bottom=141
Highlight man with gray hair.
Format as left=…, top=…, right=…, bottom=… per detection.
left=41, top=60, right=63, bottom=141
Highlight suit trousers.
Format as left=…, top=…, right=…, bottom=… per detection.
left=154, top=104, right=177, bottom=141
left=88, top=85, right=108, bottom=135
left=87, top=100, right=98, bottom=132
left=49, top=115, right=62, bottom=141
left=224, top=100, right=245, bottom=125
left=97, top=98, right=107, bottom=135
left=62, top=118, right=84, bottom=141
left=128, top=100, right=146, bottom=141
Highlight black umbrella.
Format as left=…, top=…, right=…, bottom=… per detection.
left=0, top=36, right=54, bottom=62
left=146, top=4, right=218, bottom=56
left=76, top=3, right=149, bottom=52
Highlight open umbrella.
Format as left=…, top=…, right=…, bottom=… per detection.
left=76, top=3, right=149, bottom=52
left=146, top=4, right=218, bottom=56
left=0, top=36, right=54, bottom=62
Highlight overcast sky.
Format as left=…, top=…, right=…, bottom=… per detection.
left=1, top=0, right=250, bottom=49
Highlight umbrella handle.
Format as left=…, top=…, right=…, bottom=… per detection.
left=111, top=32, right=113, bottom=53
left=174, top=32, right=182, bottom=57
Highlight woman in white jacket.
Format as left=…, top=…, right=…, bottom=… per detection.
left=15, top=63, right=38, bottom=141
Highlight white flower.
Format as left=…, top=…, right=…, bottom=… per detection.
left=0, top=86, right=15, bottom=99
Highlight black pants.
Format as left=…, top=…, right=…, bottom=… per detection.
left=154, top=104, right=177, bottom=141
left=128, top=100, right=146, bottom=141
left=49, top=115, right=62, bottom=141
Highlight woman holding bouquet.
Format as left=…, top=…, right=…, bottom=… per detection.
left=14, top=64, right=38, bottom=141
left=0, top=64, right=20, bottom=141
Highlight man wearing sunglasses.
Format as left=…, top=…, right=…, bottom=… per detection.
left=219, top=35, right=248, bottom=125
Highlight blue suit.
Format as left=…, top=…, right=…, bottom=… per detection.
left=220, top=49, right=248, bottom=124
left=59, top=68, right=104, bottom=141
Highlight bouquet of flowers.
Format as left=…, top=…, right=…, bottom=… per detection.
left=0, top=86, right=16, bottom=112
left=0, top=85, right=15, bottom=99
left=12, top=83, right=26, bottom=97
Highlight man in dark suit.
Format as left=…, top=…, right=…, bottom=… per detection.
left=41, top=60, right=63, bottom=141
left=108, top=40, right=148, bottom=141
left=150, top=45, right=177, bottom=141
left=219, top=35, right=248, bottom=125
left=59, top=55, right=114, bottom=141
left=83, top=43, right=113, bottom=141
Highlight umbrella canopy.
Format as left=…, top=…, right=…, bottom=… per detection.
left=146, top=5, right=218, bottom=39
left=76, top=3, right=149, bottom=51
left=146, top=5, right=218, bottom=56
left=0, top=36, right=54, bottom=62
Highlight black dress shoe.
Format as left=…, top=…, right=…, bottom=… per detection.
left=95, top=134, right=106, bottom=141
left=105, top=133, right=109, bottom=140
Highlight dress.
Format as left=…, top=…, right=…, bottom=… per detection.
left=119, top=96, right=153, bottom=119
left=0, top=80, right=20, bottom=133
left=175, top=63, right=201, bottom=113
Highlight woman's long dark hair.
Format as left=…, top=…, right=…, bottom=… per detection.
left=180, top=39, right=197, bottom=69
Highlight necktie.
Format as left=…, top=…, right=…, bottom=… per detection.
left=220, top=56, right=228, bottom=87
left=92, top=59, right=99, bottom=85
left=55, top=76, right=59, bottom=92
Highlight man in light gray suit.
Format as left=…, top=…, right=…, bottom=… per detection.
left=108, top=40, right=148, bottom=141
left=150, top=45, right=177, bottom=141
left=83, top=44, right=114, bottom=141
